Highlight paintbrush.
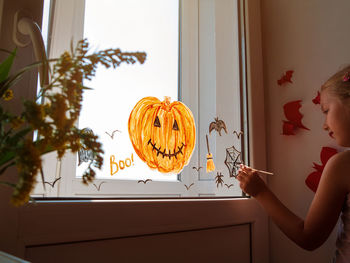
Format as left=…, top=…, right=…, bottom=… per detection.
left=240, top=164, right=273, bottom=176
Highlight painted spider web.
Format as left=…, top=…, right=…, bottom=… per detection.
left=78, top=128, right=95, bottom=166
left=224, top=145, right=242, bottom=178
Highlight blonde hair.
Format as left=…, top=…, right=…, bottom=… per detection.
left=321, top=65, right=350, bottom=100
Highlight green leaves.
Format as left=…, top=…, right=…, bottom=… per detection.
left=0, top=127, right=32, bottom=167
left=0, top=48, right=16, bottom=83
left=0, top=49, right=17, bottom=99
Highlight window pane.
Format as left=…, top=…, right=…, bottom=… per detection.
left=33, top=0, right=247, bottom=199
left=76, top=0, right=179, bottom=181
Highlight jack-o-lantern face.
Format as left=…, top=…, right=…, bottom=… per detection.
left=128, top=96, right=196, bottom=173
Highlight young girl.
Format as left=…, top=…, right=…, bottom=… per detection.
left=237, top=65, right=350, bottom=262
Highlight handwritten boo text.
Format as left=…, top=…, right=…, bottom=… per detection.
left=110, top=153, right=134, bottom=175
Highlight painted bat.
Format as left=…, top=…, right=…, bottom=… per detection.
left=138, top=179, right=152, bottom=184
left=44, top=177, right=61, bottom=188
left=209, top=117, right=228, bottom=136
left=192, top=166, right=203, bottom=172
left=184, top=183, right=194, bottom=190
left=105, top=129, right=121, bottom=139
left=93, top=181, right=106, bottom=191
left=233, top=130, right=243, bottom=139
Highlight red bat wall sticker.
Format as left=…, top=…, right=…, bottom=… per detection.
left=305, top=147, right=338, bottom=192
left=277, top=70, right=294, bottom=86
left=312, top=91, right=321, bottom=105
left=282, top=100, right=310, bottom=135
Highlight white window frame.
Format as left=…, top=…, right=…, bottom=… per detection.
left=33, top=0, right=248, bottom=199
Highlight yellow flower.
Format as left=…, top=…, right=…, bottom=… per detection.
left=50, top=94, right=68, bottom=130
left=11, top=139, right=42, bottom=206
left=2, top=89, right=14, bottom=101
left=23, top=101, right=45, bottom=129
left=10, top=117, right=24, bottom=129
left=57, top=51, right=73, bottom=75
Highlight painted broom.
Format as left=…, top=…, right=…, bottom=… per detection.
left=206, top=134, right=215, bottom=172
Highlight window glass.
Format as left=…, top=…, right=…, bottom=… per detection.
left=33, top=0, right=247, bottom=198
left=77, top=0, right=179, bottom=182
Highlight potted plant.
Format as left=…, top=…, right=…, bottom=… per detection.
left=0, top=39, right=146, bottom=206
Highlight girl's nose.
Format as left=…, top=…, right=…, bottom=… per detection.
left=323, top=121, right=328, bottom=131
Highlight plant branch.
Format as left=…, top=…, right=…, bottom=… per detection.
left=0, top=161, right=15, bottom=176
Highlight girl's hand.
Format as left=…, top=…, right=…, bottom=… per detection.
left=237, top=165, right=268, bottom=197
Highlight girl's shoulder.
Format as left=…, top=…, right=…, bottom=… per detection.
left=324, top=150, right=350, bottom=190
left=328, top=150, right=350, bottom=165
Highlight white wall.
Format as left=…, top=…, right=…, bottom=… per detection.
left=261, top=0, right=350, bottom=262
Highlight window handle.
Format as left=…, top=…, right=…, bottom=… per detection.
left=12, top=10, right=49, bottom=86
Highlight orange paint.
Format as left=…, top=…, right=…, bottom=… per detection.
left=110, top=153, right=135, bottom=175
left=128, top=96, right=196, bottom=174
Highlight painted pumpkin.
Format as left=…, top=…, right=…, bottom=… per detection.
left=128, top=96, right=196, bottom=174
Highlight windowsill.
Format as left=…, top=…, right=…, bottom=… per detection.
left=31, top=196, right=250, bottom=204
